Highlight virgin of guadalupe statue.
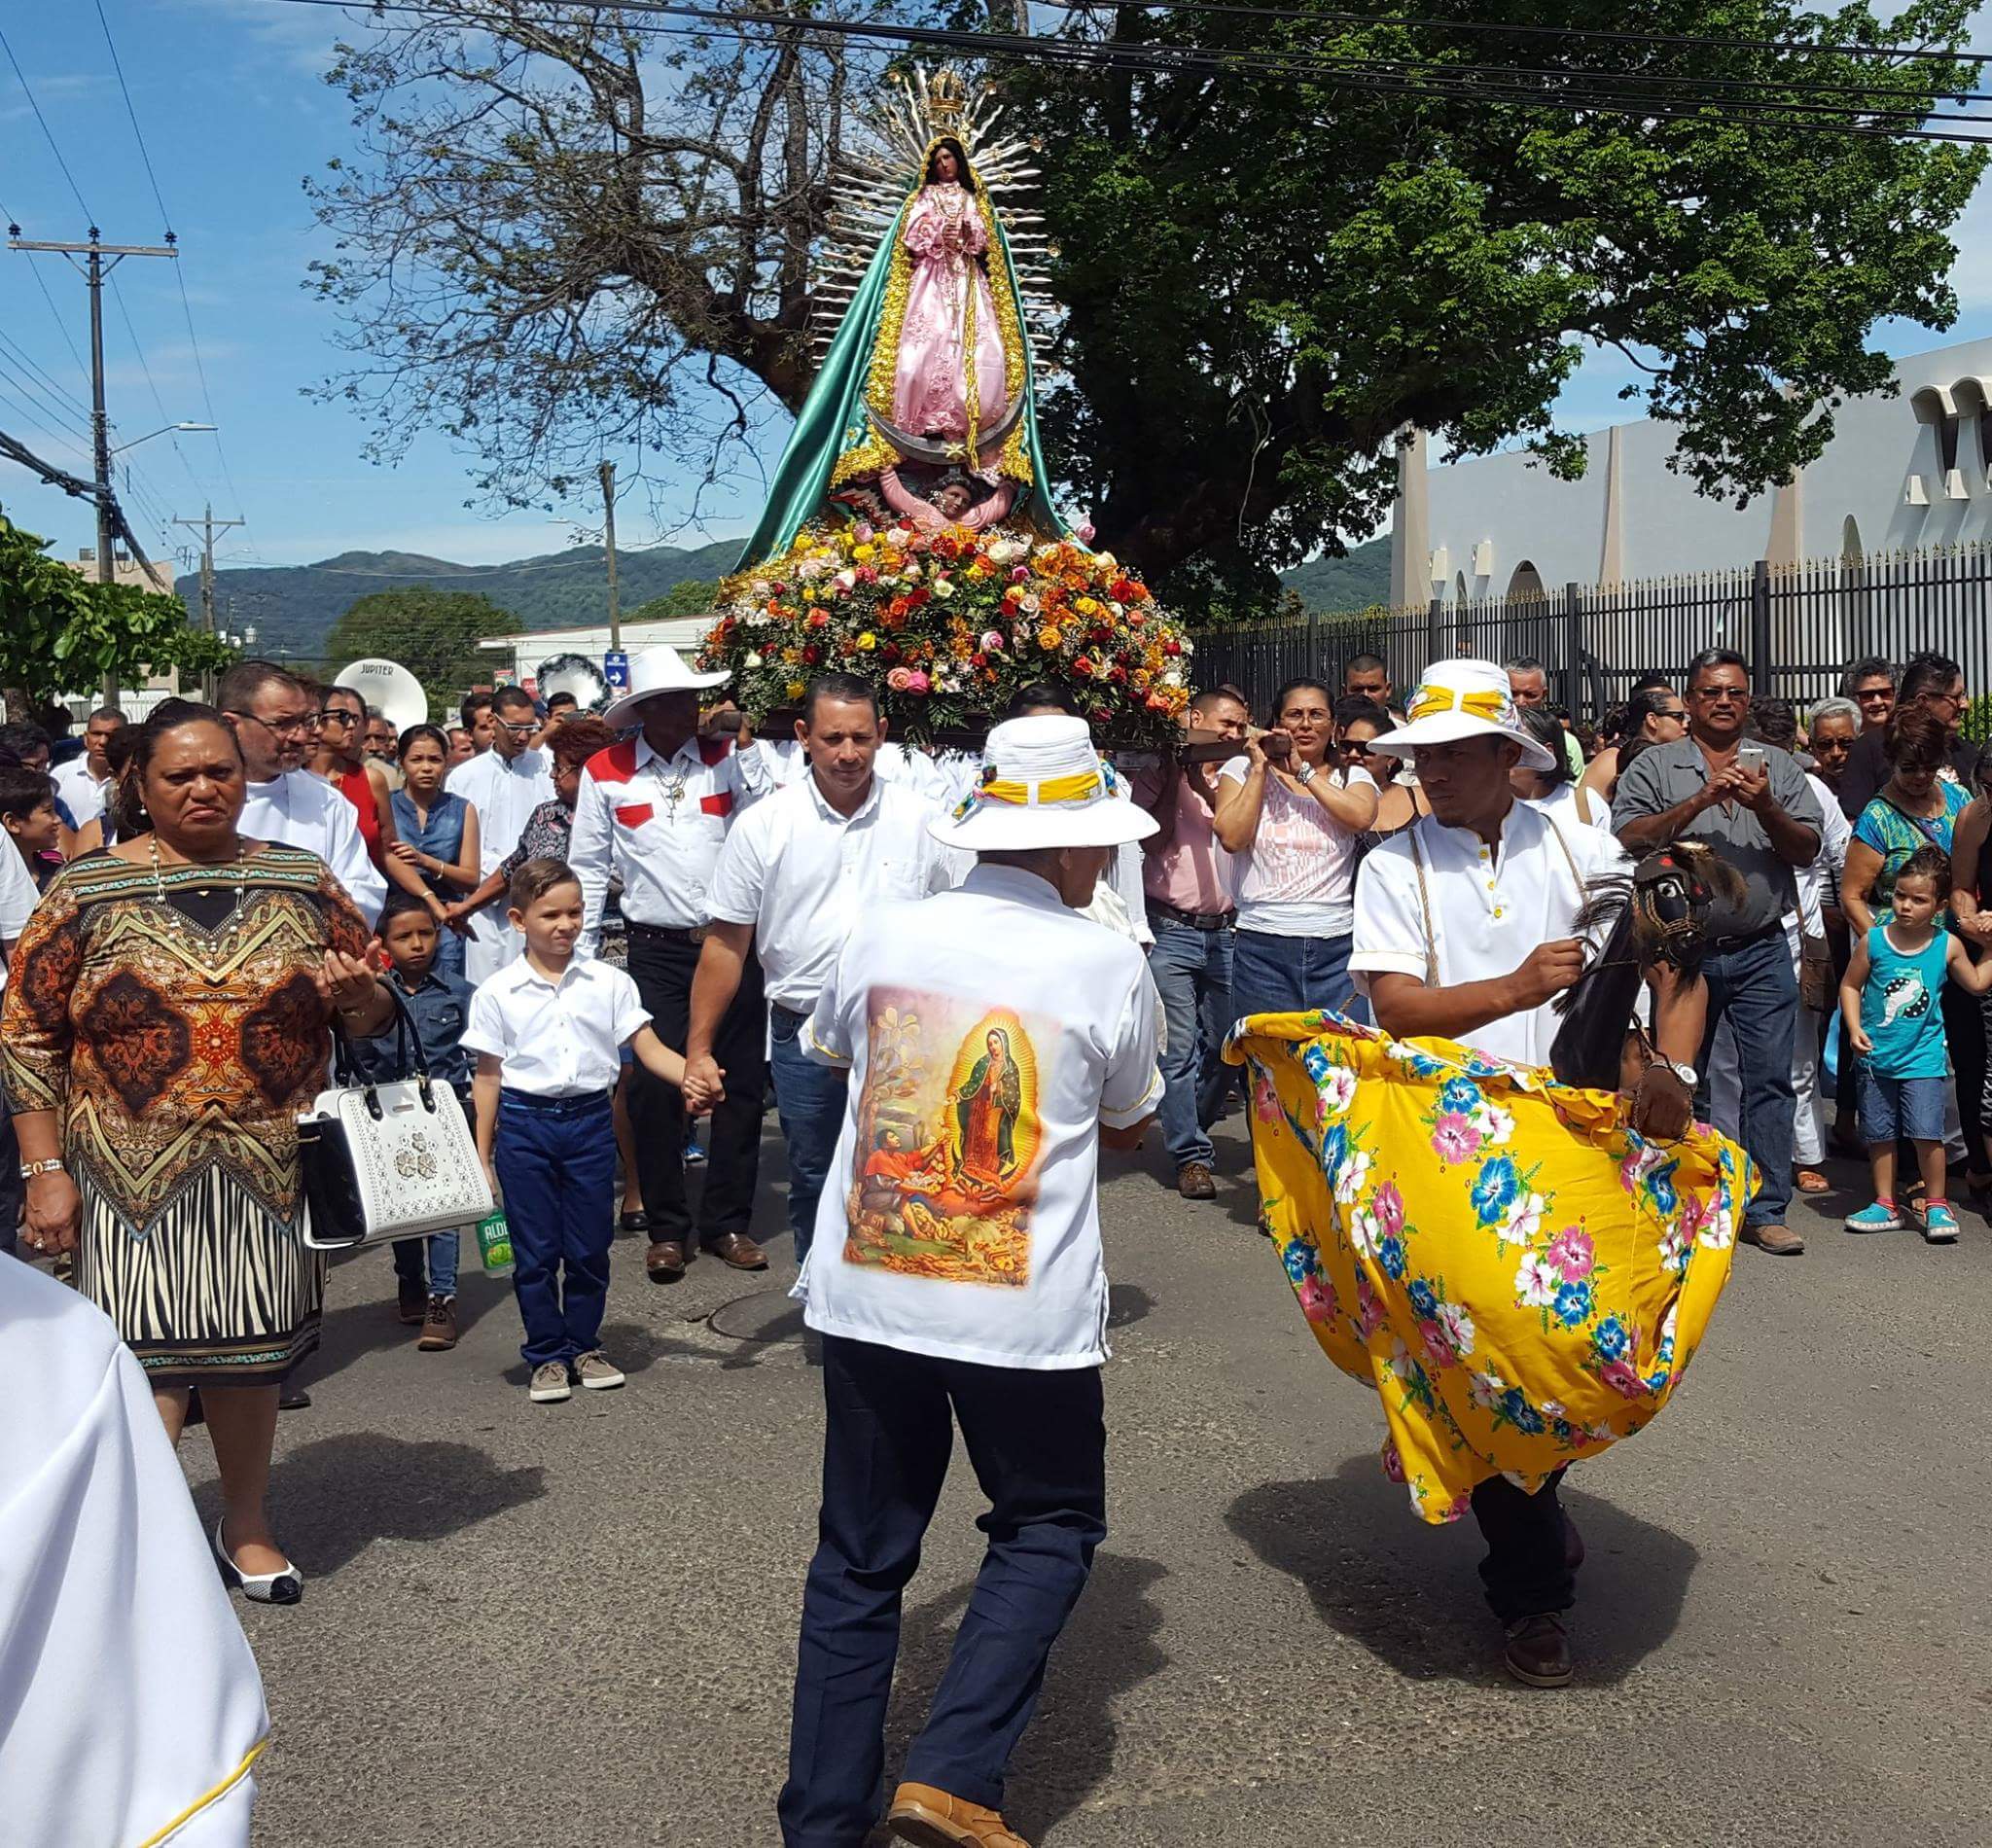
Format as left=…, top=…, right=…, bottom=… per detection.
left=954, top=1027, right=1023, bottom=1187
left=736, top=67, right=1074, bottom=567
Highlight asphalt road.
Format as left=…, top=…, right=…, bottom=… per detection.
left=200, top=1119, right=1992, bottom=1848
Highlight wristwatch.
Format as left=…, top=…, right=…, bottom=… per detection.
left=1294, top=761, right=1318, bottom=786
left=1659, top=1058, right=1697, bottom=1087
left=20, top=1157, right=64, bottom=1180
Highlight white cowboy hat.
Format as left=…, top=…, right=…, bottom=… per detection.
left=602, top=645, right=731, bottom=730
left=928, top=716, right=1159, bottom=852
left=1361, top=656, right=1557, bottom=772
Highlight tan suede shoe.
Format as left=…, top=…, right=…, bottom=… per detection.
left=887, top=1783, right=1030, bottom=1848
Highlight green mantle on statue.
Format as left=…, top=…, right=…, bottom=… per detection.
left=735, top=187, right=1074, bottom=571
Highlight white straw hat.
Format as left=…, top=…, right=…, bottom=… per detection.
left=602, top=645, right=731, bottom=730
left=928, top=716, right=1159, bottom=851
left=1361, top=657, right=1557, bottom=771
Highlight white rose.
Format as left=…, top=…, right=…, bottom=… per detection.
left=933, top=578, right=955, bottom=598
left=743, top=651, right=764, bottom=668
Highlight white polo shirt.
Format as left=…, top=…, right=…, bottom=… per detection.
left=447, top=747, right=554, bottom=979
left=462, top=955, right=651, bottom=1096
left=53, top=758, right=108, bottom=829
left=1351, top=800, right=1627, bottom=1067
left=0, top=835, right=39, bottom=990
left=240, top=769, right=386, bottom=923
left=798, top=863, right=1163, bottom=1370
left=705, top=770, right=954, bottom=1013
left=568, top=733, right=769, bottom=947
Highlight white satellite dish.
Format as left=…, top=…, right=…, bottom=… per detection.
left=334, top=658, right=430, bottom=735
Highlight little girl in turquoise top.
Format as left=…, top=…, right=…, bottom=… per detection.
left=1839, top=844, right=1992, bottom=1242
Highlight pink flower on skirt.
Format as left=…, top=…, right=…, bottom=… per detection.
left=1600, top=1359, right=1646, bottom=1399
left=1546, top=1226, right=1594, bottom=1280
left=1417, top=1319, right=1455, bottom=1369
left=1381, top=1439, right=1406, bottom=1482
left=1253, top=1074, right=1281, bottom=1124
left=1431, top=1111, right=1481, bottom=1164
left=1298, top=1275, right=1337, bottom=1324
left=1372, top=1179, right=1405, bottom=1236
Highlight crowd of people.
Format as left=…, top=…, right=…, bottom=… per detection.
left=2, top=635, right=1984, bottom=1847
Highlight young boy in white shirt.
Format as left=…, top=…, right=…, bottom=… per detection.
left=463, top=857, right=693, bottom=1404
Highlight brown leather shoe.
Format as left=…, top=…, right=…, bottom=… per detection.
left=705, top=1231, right=768, bottom=1271
left=645, top=1239, right=688, bottom=1281
left=1502, top=1613, right=1573, bottom=1688
left=415, top=1295, right=457, bottom=1351
left=1742, top=1221, right=1805, bottom=1256
left=886, top=1783, right=1030, bottom=1848
left=1176, top=1160, right=1217, bottom=1200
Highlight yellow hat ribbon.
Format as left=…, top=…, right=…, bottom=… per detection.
left=1405, top=685, right=1513, bottom=726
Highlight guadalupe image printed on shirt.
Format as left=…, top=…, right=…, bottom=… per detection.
left=846, top=987, right=1054, bottom=1285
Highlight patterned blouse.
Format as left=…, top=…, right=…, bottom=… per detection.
left=0, top=844, right=372, bottom=1230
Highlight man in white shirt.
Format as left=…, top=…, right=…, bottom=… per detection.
left=219, top=661, right=385, bottom=924
left=1352, top=657, right=1705, bottom=1692
left=685, top=674, right=951, bottom=1277
left=51, top=704, right=124, bottom=830
left=446, top=684, right=554, bottom=981
left=568, top=646, right=772, bottom=1274
left=779, top=715, right=1161, bottom=1848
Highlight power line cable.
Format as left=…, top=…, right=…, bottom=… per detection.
left=0, top=23, right=95, bottom=226
left=0, top=352, right=89, bottom=441
left=92, top=0, right=172, bottom=229
left=105, top=272, right=209, bottom=503
left=0, top=326, right=91, bottom=422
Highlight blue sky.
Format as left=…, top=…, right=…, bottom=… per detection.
left=3, top=1, right=1991, bottom=574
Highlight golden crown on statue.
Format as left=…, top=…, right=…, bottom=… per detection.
left=926, top=66, right=968, bottom=127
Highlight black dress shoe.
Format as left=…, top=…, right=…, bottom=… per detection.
left=277, top=1385, right=312, bottom=1411
left=1503, top=1613, right=1573, bottom=1688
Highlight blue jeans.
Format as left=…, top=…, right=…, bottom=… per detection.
left=770, top=1004, right=849, bottom=1265
left=1695, top=930, right=1797, bottom=1228
left=779, top=1335, right=1106, bottom=1846
left=492, top=1089, right=615, bottom=1368
left=1229, top=927, right=1354, bottom=1029
left=392, top=1229, right=460, bottom=1298
left=1145, top=914, right=1236, bottom=1170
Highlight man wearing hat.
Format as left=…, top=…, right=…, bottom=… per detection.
left=569, top=647, right=774, bottom=1278
left=778, top=716, right=1163, bottom=1848
left=1348, top=657, right=1708, bottom=1689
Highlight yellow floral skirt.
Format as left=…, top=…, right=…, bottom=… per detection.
left=1228, top=1013, right=1755, bottom=1525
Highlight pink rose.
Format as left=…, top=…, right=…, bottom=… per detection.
left=904, top=669, right=931, bottom=695
left=853, top=522, right=874, bottom=544
left=1546, top=1226, right=1594, bottom=1279
left=1009, top=564, right=1030, bottom=584
left=1298, top=1276, right=1337, bottom=1324
left=1076, top=519, right=1097, bottom=544
left=885, top=666, right=912, bottom=692
left=1372, top=1180, right=1405, bottom=1236
left=1600, top=1359, right=1646, bottom=1399
left=979, top=628, right=1006, bottom=653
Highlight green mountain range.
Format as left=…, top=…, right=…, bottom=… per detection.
left=182, top=534, right=1391, bottom=664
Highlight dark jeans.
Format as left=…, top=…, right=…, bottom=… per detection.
left=1145, top=913, right=1237, bottom=1170
left=1472, top=1468, right=1575, bottom=1624
left=769, top=1003, right=849, bottom=1265
left=625, top=927, right=766, bottom=1245
left=779, top=1336, right=1107, bottom=1847
left=1694, top=930, right=1797, bottom=1227
left=492, top=1089, right=615, bottom=1368
left=1229, top=926, right=1355, bottom=1028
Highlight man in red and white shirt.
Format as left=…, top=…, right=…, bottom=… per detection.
left=568, top=647, right=772, bottom=1276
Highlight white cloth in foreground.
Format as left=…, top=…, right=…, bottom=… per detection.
left=240, top=769, right=386, bottom=924
left=0, top=1254, right=267, bottom=1846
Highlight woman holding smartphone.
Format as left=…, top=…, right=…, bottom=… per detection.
left=1214, top=677, right=1379, bottom=1025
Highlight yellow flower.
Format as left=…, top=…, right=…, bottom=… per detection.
left=786, top=679, right=806, bottom=700
left=854, top=543, right=875, bottom=561
left=782, top=647, right=801, bottom=664
left=1037, top=625, right=1062, bottom=652
left=1074, top=596, right=1101, bottom=617
left=856, top=631, right=877, bottom=651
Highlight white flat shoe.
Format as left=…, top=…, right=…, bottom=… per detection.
left=214, top=1517, right=303, bottom=1605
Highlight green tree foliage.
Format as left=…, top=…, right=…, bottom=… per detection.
left=626, top=579, right=719, bottom=624
left=1018, top=0, right=1985, bottom=596
left=0, top=511, right=234, bottom=703
left=324, top=586, right=521, bottom=713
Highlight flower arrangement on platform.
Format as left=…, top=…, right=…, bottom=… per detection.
left=702, top=522, right=1194, bottom=745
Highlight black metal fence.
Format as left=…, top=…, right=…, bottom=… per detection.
left=1193, top=544, right=1992, bottom=727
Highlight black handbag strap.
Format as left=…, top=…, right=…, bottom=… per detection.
left=327, top=980, right=438, bottom=1114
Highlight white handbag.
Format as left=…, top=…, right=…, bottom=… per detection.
left=298, top=989, right=492, bottom=1251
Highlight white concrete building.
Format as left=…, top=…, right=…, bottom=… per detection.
left=479, top=614, right=713, bottom=689
left=1393, top=333, right=1992, bottom=606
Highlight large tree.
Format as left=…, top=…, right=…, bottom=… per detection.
left=308, top=2, right=1984, bottom=599
left=324, top=586, right=521, bottom=713
left=0, top=511, right=234, bottom=704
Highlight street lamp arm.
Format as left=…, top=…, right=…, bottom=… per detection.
left=108, top=421, right=216, bottom=456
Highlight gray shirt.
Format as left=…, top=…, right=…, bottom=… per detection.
left=1611, top=737, right=1824, bottom=939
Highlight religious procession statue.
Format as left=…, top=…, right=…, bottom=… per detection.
left=706, top=67, right=1192, bottom=746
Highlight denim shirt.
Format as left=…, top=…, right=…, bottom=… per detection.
left=348, top=969, right=473, bottom=1091
left=390, top=788, right=470, bottom=903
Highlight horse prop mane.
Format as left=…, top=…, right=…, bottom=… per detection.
left=1548, top=842, right=1746, bottom=1091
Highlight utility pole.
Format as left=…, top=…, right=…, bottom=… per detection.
left=598, top=459, right=622, bottom=652
left=8, top=231, right=178, bottom=702
left=172, top=504, right=245, bottom=701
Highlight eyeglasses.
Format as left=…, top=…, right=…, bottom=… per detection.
left=495, top=719, right=538, bottom=737
left=1690, top=687, right=1747, bottom=704
left=317, top=708, right=358, bottom=726
left=1655, top=707, right=1687, bottom=722
left=228, top=707, right=317, bottom=738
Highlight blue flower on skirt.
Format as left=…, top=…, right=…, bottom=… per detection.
left=1437, top=1076, right=1482, bottom=1116
left=1301, top=1043, right=1332, bottom=1084
left=1469, top=1155, right=1520, bottom=1226
left=1645, top=1157, right=1680, bottom=1217
left=1405, top=1049, right=1449, bottom=1080
left=1591, top=1315, right=1630, bottom=1361
left=1317, top=1121, right=1349, bottom=1178
left=1406, top=1278, right=1439, bottom=1320
left=1375, top=1233, right=1408, bottom=1279
left=1552, top=1279, right=1594, bottom=1328
left=1499, top=1387, right=1547, bottom=1435
left=1283, top=1240, right=1317, bottom=1283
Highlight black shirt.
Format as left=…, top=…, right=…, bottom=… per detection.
left=1836, top=727, right=1978, bottom=823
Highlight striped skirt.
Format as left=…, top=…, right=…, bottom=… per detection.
left=75, top=1167, right=325, bottom=1385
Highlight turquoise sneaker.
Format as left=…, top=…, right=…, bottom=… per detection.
left=1845, top=1200, right=1903, bottom=1232
left=1922, top=1202, right=1960, bottom=1243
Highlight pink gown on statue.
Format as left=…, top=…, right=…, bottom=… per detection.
left=892, top=183, right=1010, bottom=444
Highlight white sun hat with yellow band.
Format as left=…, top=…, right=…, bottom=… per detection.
left=929, top=715, right=1160, bottom=851
left=1362, top=656, right=1558, bottom=772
